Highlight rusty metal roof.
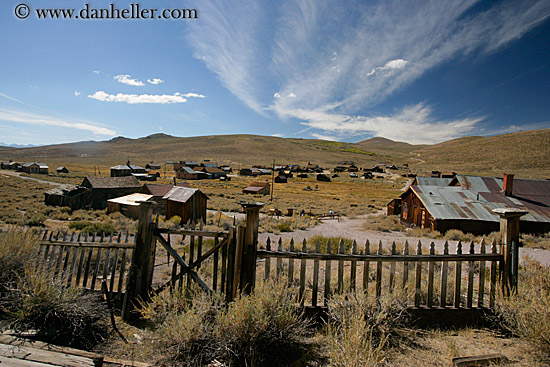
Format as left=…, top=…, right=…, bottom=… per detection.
left=403, top=175, right=550, bottom=223
left=108, top=193, right=153, bottom=206
left=414, top=177, right=453, bottom=186
left=163, top=186, right=207, bottom=202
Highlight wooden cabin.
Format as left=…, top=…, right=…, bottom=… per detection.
left=21, top=162, right=48, bottom=174
left=243, top=181, right=270, bottom=195
left=110, top=161, right=146, bottom=177
left=163, top=186, right=208, bottom=224
left=80, top=176, right=142, bottom=210
left=106, top=193, right=154, bottom=219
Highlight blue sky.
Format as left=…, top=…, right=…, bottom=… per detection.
left=1, top=0, right=549, bottom=146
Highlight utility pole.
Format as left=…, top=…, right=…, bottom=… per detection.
left=271, top=159, right=276, bottom=201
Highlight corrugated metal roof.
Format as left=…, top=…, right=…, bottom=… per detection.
left=405, top=174, right=550, bottom=223
left=415, top=177, right=453, bottom=186
left=163, top=186, right=206, bottom=202
left=108, top=193, right=153, bottom=206
left=111, top=164, right=145, bottom=170
left=178, top=166, right=200, bottom=174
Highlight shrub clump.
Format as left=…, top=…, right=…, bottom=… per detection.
left=68, top=220, right=116, bottom=234
left=493, top=258, right=550, bottom=357
left=326, top=291, right=409, bottom=366
left=142, top=282, right=313, bottom=366
left=362, top=214, right=405, bottom=232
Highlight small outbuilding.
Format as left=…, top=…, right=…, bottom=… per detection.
left=107, top=193, right=154, bottom=219
left=56, top=166, right=69, bottom=174
left=243, top=181, right=270, bottom=195
left=21, top=162, right=49, bottom=174
left=163, top=186, right=208, bottom=224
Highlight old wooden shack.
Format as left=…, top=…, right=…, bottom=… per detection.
left=399, top=174, right=550, bottom=234
left=243, top=181, right=270, bottom=195
left=21, top=162, right=49, bottom=174
left=110, top=161, right=146, bottom=177
left=56, top=166, right=69, bottom=174
left=175, top=166, right=206, bottom=180
left=80, top=176, right=142, bottom=210
left=107, top=193, right=154, bottom=219
left=163, top=186, right=208, bottom=224
left=44, top=185, right=89, bottom=210
left=142, top=183, right=190, bottom=214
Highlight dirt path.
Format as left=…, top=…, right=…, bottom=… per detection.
left=258, top=215, right=550, bottom=266
left=0, top=169, right=62, bottom=186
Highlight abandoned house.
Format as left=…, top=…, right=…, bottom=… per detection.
left=44, top=185, right=90, bottom=210
left=163, top=186, right=208, bottom=224
left=80, top=176, right=142, bottom=210
left=56, top=166, right=69, bottom=174
left=316, top=174, right=331, bottom=182
left=145, top=163, right=162, bottom=170
left=21, top=162, right=49, bottom=174
left=399, top=174, right=550, bottom=234
left=142, top=183, right=191, bottom=214
left=199, top=166, right=227, bottom=179
left=106, top=193, right=154, bottom=219
left=1, top=161, right=21, bottom=170
left=275, top=174, right=288, bottom=183
left=110, top=161, right=146, bottom=177
left=386, top=198, right=402, bottom=216
left=175, top=166, right=206, bottom=180
left=243, top=181, right=271, bottom=195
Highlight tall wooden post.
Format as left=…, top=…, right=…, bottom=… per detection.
left=240, top=201, right=264, bottom=294
left=122, top=201, right=157, bottom=321
left=492, top=208, right=528, bottom=292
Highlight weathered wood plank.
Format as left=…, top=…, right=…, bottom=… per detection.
left=363, top=240, right=370, bottom=294
left=117, top=249, right=127, bottom=293
left=324, top=239, right=332, bottom=306
left=490, top=240, right=497, bottom=308
left=350, top=240, right=357, bottom=292
left=427, top=242, right=435, bottom=308
left=414, top=241, right=422, bottom=307
left=337, top=239, right=344, bottom=293
left=299, top=239, right=307, bottom=305
left=213, top=237, right=219, bottom=292
left=376, top=241, right=383, bottom=298
left=440, top=241, right=449, bottom=307
left=288, top=239, right=295, bottom=286
left=403, top=240, right=409, bottom=290
left=467, top=242, right=475, bottom=308
left=276, top=238, right=283, bottom=280
left=312, top=240, right=320, bottom=307
left=389, top=241, right=396, bottom=291
left=454, top=242, right=463, bottom=308
left=264, top=238, right=271, bottom=280
left=90, top=248, right=103, bottom=290
left=478, top=240, right=486, bottom=308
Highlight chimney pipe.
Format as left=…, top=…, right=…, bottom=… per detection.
left=503, top=173, right=514, bottom=196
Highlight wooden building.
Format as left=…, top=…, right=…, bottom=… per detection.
left=107, top=193, right=154, bottom=219
left=243, top=181, right=270, bottom=195
left=1, top=161, right=21, bottom=170
left=175, top=166, right=206, bottom=180
left=386, top=198, right=402, bottom=216
left=21, top=162, right=49, bottom=174
left=142, top=183, right=190, bottom=214
left=199, top=166, right=227, bottom=179
left=44, top=185, right=89, bottom=210
left=399, top=174, right=550, bottom=234
left=56, top=166, right=69, bottom=174
left=110, top=161, right=146, bottom=177
left=163, top=186, right=208, bottom=224
left=80, top=176, right=142, bottom=210
left=275, top=174, right=287, bottom=183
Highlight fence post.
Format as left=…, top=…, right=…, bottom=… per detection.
left=122, top=201, right=156, bottom=321
left=240, top=201, right=264, bottom=295
left=492, top=208, right=528, bottom=292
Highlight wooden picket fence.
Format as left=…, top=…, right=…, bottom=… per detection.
left=36, top=229, right=135, bottom=302
left=257, top=237, right=503, bottom=310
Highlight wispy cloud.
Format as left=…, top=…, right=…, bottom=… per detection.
left=147, top=78, right=164, bottom=85
left=92, top=70, right=100, bottom=74
left=74, top=91, right=81, bottom=96
left=114, top=74, right=145, bottom=86
left=186, top=0, right=550, bottom=143
left=0, top=107, right=116, bottom=136
left=88, top=91, right=205, bottom=104
left=288, top=103, right=482, bottom=144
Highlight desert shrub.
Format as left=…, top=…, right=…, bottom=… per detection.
left=407, top=227, right=442, bottom=239
left=306, top=235, right=354, bottom=253
left=260, top=215, right=318, bottom=234
left=22, top=211, right=47, bottom=227
left=326, top=290, right=409, bottom=366
left=444, top=229, right=474, bottom=242
left=0, top=228, right=39, bottom=306
left=3, top=269, right=109, bottom=349
left=521, top=231, right=550, bottom=250
left=143, top=282, right=313, bottom=367
left=68, top=220, right=116, bottom=234
left=493, top=258, right=550, bottom=356
left=362, top=214, right=405, bottom=232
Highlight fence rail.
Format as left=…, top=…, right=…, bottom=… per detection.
left=257, top=238, right=503, bottom=309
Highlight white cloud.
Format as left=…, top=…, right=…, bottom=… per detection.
left=74, top=91, right=81, bottom=96
left=88, top=91, right=204, bottom=104
left=0, top=107, right=116, bottom=136
left=288, top=92, right=296, bottom=98
left=367, top=59, right=408, bottom=76
left=147, top=78, right=164, bottom=85
left=114, top=74, right=145, bottom=86
left=286, top=103, right=482, bottom=144
left=274, top=93, right=281, bottom=99
left=92, top=70, right=100, bottom=74
left=311, top=133, right=340, bottom=141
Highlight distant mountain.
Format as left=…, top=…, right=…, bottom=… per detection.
left=355, top=137, right=426, bottom=156
left=0, top=142, right=39, bottom=148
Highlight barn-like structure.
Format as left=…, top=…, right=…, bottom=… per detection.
left=163, top=186, right=208, bottom=224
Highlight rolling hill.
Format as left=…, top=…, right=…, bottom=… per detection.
left=0, top=129, right=549, bottom=179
